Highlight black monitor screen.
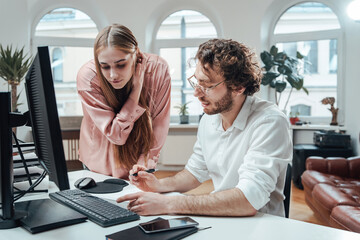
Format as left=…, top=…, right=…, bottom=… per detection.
left=24, top=46, right=69, bottom=191
left=0, top=93, right=14, bottom=220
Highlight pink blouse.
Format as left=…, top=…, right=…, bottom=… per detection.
left=76, top=53, right=171, bottom=178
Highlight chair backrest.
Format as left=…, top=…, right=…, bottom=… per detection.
left=283, top=163, right=292, bottom=218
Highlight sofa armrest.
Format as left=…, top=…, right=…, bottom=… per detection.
left=348, top=156, right=360, bottom=179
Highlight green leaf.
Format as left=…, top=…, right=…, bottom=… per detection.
left=261, top=72, right=279, bottom=85
left=286, top=56, right=298, bottom=65
left=275, top=80, right=287, bottom=93
left=270, top=79, right=276, bottom=88
left=174, top=101, right=191, bottom=115
left=287, top=74, right=303, bottom=90
left=274, top=52, right=287, bottom=63
left=277, top=65, right=287, bottom=74
left=0, top=44, right=33, bottom=84
left=283, top=61, right=294, bottom=74
left=270, top=45, right=278, bottom=56
left=260, top=51, right=274, bottom=68
left=302, top=86, right=309, bottom=95
left=263, top=65, right=272, bottom=71
left=260, top=45, right=309, bottom=102
left=0, top=44, right=33, bottom=111
left=296, top=51, right=304, bottom=59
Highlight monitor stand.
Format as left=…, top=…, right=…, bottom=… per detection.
left=0, top=211, right=27, bottom=229
left=0, top=92, right=27, bottom=230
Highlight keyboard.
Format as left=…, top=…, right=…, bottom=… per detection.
left=49, top=189, right=140, bottom=227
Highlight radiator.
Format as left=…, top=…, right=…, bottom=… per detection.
left=62, top=138, right=79, bottom=161
left=61, top=129, right=80, bottom=161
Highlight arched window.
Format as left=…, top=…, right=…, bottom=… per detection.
left=272, top=2, right=341, bottom=119
left=155, top=10, right=218, bottom=122
left=33, top=8, right=98, bottom=116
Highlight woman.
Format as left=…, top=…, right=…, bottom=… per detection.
left=77, top=24, right=171, bottom=178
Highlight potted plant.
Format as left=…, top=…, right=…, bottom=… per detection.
left=0, top=45, right=33, bottom=112
left=289, top=111, right=300, bottom=125
left=260, top=45, right=309, bottom=113
left=174, top=101, right=191, bottom=124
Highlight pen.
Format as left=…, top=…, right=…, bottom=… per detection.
left=132, top=169, right=156, bottom=177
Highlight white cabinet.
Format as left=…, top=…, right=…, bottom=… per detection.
left=159, top=124, right=198, bottom=166
left=291, top=124, right=346, bottom=145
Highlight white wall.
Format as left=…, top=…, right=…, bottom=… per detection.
left=343, top=17, right=360, bottom=155
left=0, top=1, right=30, bottom=101
left=1, top=0, right=359, bottom=155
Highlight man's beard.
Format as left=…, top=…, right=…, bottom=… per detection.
left=202, top=89, right=233, bottom=115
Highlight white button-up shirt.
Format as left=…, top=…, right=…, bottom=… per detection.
left=185, top=96, right=292, bottom=217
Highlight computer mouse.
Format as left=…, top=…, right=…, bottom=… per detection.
left=103, top=178, right=129, bottom=186
left=74, top=177, right=97, bottom=189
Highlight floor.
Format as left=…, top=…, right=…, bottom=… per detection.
left=289, top=182, right=329, bottom=227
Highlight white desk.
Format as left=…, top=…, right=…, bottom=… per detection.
left=2, top=170, right=360, bottom=240
left=290, top=124, right=347, bottom=145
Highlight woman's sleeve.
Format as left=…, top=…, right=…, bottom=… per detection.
left=146, top=63, right=171, bottom=168
left=77, top=62, right=146, bottom=145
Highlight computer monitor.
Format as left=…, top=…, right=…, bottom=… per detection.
left=0, top=92, right=18, bottom=228
left=0, top=46, right=70, bottom=229
left=25, top=46, right=70, bottom=191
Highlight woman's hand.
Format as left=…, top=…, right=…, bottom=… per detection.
left=129, top=52, right=147, bottom=104
left=129, top=164, right=161, bottom=192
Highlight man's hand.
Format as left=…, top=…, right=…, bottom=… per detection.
left=129, top=165, right=162, bottom=192
left=116, top=192, right=173, bottom=216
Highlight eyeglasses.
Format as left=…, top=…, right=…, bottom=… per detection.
left=187, top=74, right=225, bottom=95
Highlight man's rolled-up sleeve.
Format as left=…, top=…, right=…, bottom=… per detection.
left=236, top=115, right=292, bottom=210
left=185, top=121, right=210, bottom=183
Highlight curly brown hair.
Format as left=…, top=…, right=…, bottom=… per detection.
left=195, top=39, right=262, bottom=96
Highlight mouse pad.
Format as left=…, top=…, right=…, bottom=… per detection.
left=82, top=179, right=129, bottom=194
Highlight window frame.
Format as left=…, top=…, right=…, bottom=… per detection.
left=52, top=47, right=64, bottom=83
left=269, top=3, right=344, bottom=124
left=153, top=10, right=221, bottom=123
left=31, top=7, right=100, bottom=118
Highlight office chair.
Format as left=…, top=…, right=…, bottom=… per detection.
left=283, top=163, right=292, bottom=218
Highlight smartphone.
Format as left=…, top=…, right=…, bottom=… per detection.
left=138, top=217, right=198, bottom=233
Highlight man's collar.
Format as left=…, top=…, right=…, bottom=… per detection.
left=232, top=95, right=252, bottom=131
left=213, top=96, right=253, bottom=132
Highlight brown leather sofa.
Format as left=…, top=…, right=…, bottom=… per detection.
left=301, top=156, right=360, bottom=233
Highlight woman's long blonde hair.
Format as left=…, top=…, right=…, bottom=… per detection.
left=94, top=24, right=154, bottom=170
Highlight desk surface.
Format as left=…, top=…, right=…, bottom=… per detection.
left=290, top=124, right=346, bottom=131
left=3, top=170, right=360, bottom=239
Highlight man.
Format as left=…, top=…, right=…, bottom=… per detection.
left=117, top=39, right=292, bottom=217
